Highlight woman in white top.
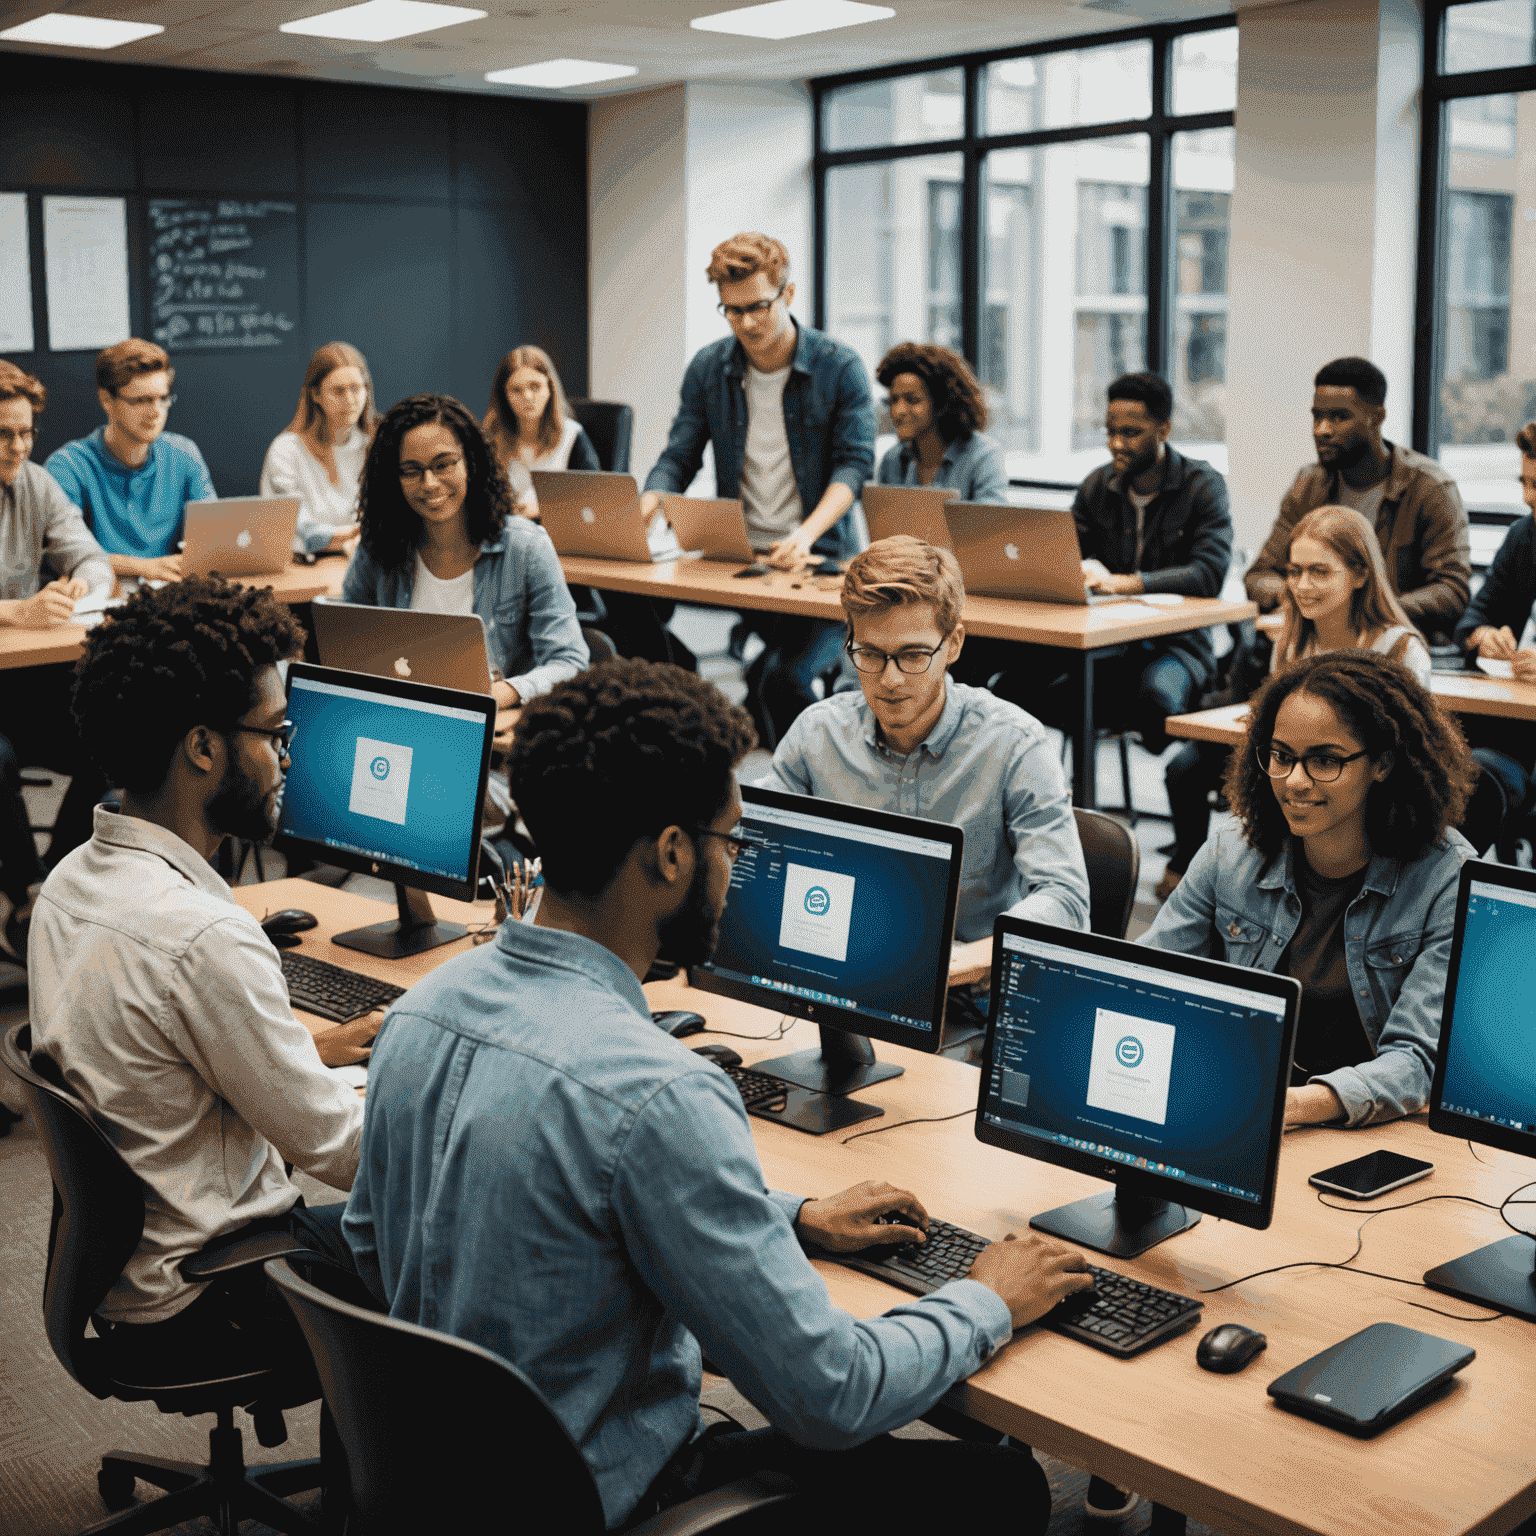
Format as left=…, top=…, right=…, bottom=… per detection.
left=482, top=345, right=600, bottom=518
left=260, top=341, right=379, bottom=554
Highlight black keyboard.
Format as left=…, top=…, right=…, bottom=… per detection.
left=280, top=951, right=406, bottom=1025
left=725, top=1065, right=792, bottom=1109
left=832, top=1217, right=1202, bottom=1357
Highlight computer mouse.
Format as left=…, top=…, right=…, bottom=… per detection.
left=653, top=1010, right=706, bottom=1038
left=261, top=908, right=319, bottom=936
left=812, top=558, right=843, bottom=576
left=1196, top=1323, right=1267, bottom=1374
left=691, top=1042, right=743, bottom=1070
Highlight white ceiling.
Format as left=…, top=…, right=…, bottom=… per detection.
left=0, top=0, right=1278, bottom=100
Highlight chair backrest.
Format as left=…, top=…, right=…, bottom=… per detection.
left=570, top=398, right=634, bottom=474
left=1458, top=764, right=1507, bottom=857
left=581, top=625, right=618, bottom=665
left=265, top=1257, right=607, bottom=1536
left=1, top=1022, right=145, bottom=1398
left=1073, top=808, right=1140, bottom=940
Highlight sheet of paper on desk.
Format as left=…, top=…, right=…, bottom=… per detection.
left=1091, top=601, right=1166, bottom=616
left=330, top=1064, right=368, bottom=1089
left=1476, top=656, right=1515, bottom=679
left=73, top=591, right=124, bottom=619
left=1135, top=592, right=1183, bottom=606
left=1435, top=677, right=1514, bottom=701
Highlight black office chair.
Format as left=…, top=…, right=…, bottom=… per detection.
left=265, top=1257, right=796, bottom=1536
left=570, top=398, right=635, bottom=474
left=1458, top=764, right=1508, bottom=859
left=1074, top=806, right=1141, bottom=940
left=1, top=1022, right=325, bottom=1536
left=581, top=625, right=618, bottom=665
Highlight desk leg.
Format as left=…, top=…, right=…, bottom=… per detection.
left=1073, top=651, right=1097, bottom=809
left=1149, top=1503, right=1186, bottom=1535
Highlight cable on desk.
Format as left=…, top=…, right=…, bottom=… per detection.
left=698, top=1013, right=794, bottom=1043
left=840, top=1107, right=972, bottom=1146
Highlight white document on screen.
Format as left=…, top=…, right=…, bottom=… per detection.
left=778, top=863, right=856, bottom=964
left=1085, top=1009, right=1176, bottom=1126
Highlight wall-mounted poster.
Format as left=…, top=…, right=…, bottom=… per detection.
left=0, top=194, right=34, bottom=353
left=43, top=195, right=131, bottom=352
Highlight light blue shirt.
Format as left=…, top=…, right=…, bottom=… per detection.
left=761, top=680, right=1090, bottom=941
left=877, top=430, right=1010, bottom=504
left=45, top=427, right=215, bottom=559
left=343, top=917, right=1012, bottom=1529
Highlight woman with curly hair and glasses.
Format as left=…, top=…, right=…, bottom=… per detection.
left=1141, top=649, right=1477, bottom=1130
left=874, top=342, right=1008, bottom=503
left=342, top=394, right=588, bottom=750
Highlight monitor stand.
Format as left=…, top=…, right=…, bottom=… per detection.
left=1424, top=1235, right=1536, bottom=1323
left=332, top=882, right=468, bottom=960
left=1030, top=1178, right=1201, bottom=1259
left=755, top=1027, right=904, bottom=1096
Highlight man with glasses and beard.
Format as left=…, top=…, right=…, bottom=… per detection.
left=344, top=658, right=1092, bottom=1536
left=27, top=577, right=374, bottom=1384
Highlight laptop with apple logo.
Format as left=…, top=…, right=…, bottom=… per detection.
left=943, top=503, right=1118, bottom=605
left=181, top=496, right=301, bottom=578
left=311, top=601, right=492, bottom=695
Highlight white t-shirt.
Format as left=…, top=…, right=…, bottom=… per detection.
left=1334, top=473, right=1388, bottom=527
left=410, top=552, right=476, bottom=615
left=507, top=418, right=584, bottom=515
left=259, top=426, right=368, bottom=552
left=1274, top=623, right=1432, bottom=688
left=738, top=363, right=802, bottom=551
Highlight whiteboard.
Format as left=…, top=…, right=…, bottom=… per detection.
left=43, top=195, right=131, bottom=352
left=0, top=194, right=33, bottom=353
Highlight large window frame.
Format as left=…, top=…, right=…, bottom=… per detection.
left=811, top=16, right=1236, bottom=487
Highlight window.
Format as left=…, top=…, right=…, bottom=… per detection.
left=815, top=20, right=1236, bottom=488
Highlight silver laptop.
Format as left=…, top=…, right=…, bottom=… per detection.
left=181, top=496, right=299, bottom=578
left=862, top=484, right=958, bottom=550
left=311, top=601, right=492, bottom=694
left=657, top=494, right=757, bottom=563
left=533, top=469, right=653, bottom=561
left=944, top=503, right=1115, bottom=605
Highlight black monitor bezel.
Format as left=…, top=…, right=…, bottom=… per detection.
left=688, top=782, right=964, bottom=1055
left=974, top=916, right=1301, bottom=1231
left=272, top=661, right=496, bottom=904
left=1427, top=858, right=1536, bottom=1159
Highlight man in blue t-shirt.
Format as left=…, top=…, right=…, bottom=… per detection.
left=45, top=338, right=214, bottom=582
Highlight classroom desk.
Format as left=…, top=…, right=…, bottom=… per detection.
left=0, top=560, right=348, bottom=672
left=560, top=554, right=1256, bottom=809
left=230, top=877, right=1536, bottom=1536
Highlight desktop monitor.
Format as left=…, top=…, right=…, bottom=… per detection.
left=273, top=662, right=497, bottom=959
left=688, top=784, right=964, bottom=1133
left=1425, top=860, right=1536, bottom=1322
left=976, top=917, right=1300, bottom=1258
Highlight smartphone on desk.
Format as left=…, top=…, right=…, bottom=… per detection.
left=1308, top=1150, right=1433, bottom=1199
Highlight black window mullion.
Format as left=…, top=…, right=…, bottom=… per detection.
left=1414, top=9, right=1446, bottom=454
left=1146, top=38, right=1171, bottom=379
left=961, top=62, right=982, bottom=368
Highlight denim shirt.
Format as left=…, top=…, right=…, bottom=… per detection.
left=340, top=519, right=587, bottom=700
left=1140, top=827, right=1474, bottom=1127
left=877, top=431, right=1010, bottom=505
left=343, top=918, right=1011, bottom=1529
left=644, top=321, right=876, bottom=559
left=762, top=681, right=1090, bottom=940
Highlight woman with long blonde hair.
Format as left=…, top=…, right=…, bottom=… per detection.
left=482, top=345, right=599, bottom=517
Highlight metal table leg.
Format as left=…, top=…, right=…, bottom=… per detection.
left=1073, top=650, right=1098, bottom=808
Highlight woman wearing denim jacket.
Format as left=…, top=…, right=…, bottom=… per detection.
left=1141, top=650, right=1477, bottom=1129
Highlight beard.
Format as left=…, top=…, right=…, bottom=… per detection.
left=208, top=753, right=280, bottom=845
left=656, top=859, right=724, bottom=971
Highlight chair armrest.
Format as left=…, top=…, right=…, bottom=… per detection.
left=181, top=1228, right=309, bottom=1280
left=628, top=1472, right=797, bottom=1536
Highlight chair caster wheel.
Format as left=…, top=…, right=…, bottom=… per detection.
left=98, top=1467, right=136, bottom=1510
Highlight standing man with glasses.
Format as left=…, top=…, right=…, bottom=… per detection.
left=46, top=338, right=214, bottom=582
left=761, top=537, right=1089, bottom=977
left=639, top=231, right=876, bottom=747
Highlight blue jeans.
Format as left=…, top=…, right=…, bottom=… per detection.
left=741, top=616, right=846, bottom=750
left=1165, top=738, right=1232, bottom=874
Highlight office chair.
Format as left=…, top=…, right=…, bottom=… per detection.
left=1073, top=806, right=1140, bottom=940
left=1458, top=764, right=1507, bottom=859
left=265, top=1257, right=797, bottom=1536
left=1, top=1022, right=325, bottom=1536
left=569, top=398, right=635, bottom=474
left=581, top=625, right=618, bottom=665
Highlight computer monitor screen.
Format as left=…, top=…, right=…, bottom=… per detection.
left=274, top=662, right=496, bottom=906
left=977, top=918, right=1299, bottom=1257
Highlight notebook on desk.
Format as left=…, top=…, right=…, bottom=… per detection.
left=182, top=496, right=300, bottom=578
left=944, top=503, right=1117, bottom=605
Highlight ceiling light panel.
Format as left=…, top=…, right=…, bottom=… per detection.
left=280, top=2, right=486, bottom=43
left=690, top=0, right=895, bottom=41
left=0, top=12, right=165, bottom=48
left=485, top=58, right=638, bottom=88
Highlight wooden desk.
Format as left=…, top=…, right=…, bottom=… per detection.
left=561, top=554, right=1256, bottom=809
left=0, top=560, right=347, bottom=672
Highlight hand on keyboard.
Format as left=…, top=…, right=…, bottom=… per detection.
left=970, top=1231, right=1095, bottom=1331
left=795, top=1180, right=929, bottom=1253
left=313, top=1012, right=382, bottom=1067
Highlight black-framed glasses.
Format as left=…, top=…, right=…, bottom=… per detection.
left=691, top=826, right=756, bottom=863
left=231, top=719, right=296, bottom=752
left=399, top=454, right=464, bottom=484
left=845, top=636, right=950, bottom=675
left=119, top=392, right=176, bottom=410
left=717, top=286, right=786, bottom=321
left=1256, top=744, right=1368, bottom=783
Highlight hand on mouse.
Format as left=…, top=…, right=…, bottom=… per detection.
left=314, top=1012, right=380, bottom=1067
left=968, top=1230, right=1093, bottom=1331
left=794, top=1180, right=929, bottom=1252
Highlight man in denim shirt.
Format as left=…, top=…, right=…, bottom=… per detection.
left=762, top=538, right=1089, bottom=981
left=345, top=660, right=1090, bottom=1532
left=639, top=233, right=876, bottom=748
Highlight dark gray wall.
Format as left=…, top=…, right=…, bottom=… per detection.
left=0, top=57, right=589, bottom=495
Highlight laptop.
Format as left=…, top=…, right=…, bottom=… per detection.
left=311, top=601, right=492, bottom=694
left=532, top=469, right=654, bottom=561
left=657, top=493, right=757, bottom=563
left=944, top=503, right=1116, bottom=605
left=181, top=496, right=300, bottom=578
left=862, top=484, right=958, bottom=550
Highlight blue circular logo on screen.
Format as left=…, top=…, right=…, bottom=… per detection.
left=1115, top=1035, right=1144, bottom=1068
left=370, top=756, right=390, bottom=780
left=804, top=885, right=831, bottom=916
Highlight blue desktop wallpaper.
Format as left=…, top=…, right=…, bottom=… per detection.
left=278, top=683, right=485, bottom=882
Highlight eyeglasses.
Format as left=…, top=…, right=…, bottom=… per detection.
left=399, top=454, right=464, bottom=484
left=845, top=636, right=950, bottom=675
left=0, top=428, right=35, bottom=448
left=232, top=719, right=296, bottom=752
left=118, top=393, right=175, bottom=411
left=717, top=286, right=785, bottom=321
left=1255, top=744, right=1368, bottom=783
left=691, top=826, right=756, bottom=863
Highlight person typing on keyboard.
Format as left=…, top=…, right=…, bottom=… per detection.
left=28, top=577, right=369, bottom=1386
left=344, top=659, right=1094, bottom=1535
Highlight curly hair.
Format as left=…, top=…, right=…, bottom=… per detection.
left=705, top=232, right=790, bottom=288
left=508, top=659, right=756, bottom=897
left=71, top=576, right=304, bottom=796
left=875, top=342, right=987, bottom=440
left=1224, top=651, right=1475, bottom=865
left=357, top=394, right=510, bottom=572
